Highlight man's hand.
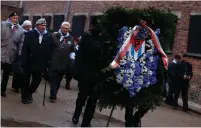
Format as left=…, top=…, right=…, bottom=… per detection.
left=101, top=66, right=112, bottom=73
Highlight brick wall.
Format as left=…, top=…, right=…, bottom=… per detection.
left=5, top=1, right=201, bottom=104
left=1, top=5, right=22, bottom=21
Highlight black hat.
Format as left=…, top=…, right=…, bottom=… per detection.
left=183, top=53, right=188, bottom=58
left=9, top=12, right=19, bottom=18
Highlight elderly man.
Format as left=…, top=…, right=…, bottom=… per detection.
left=49, top=22, right=75, bottom=101
left=21, top=20, right=32, bottom=32
left=12, top=20, right=33, bottom=93
left=21, top=18, right=54, bottom=104
left=1, top=12, right=24, bottom=97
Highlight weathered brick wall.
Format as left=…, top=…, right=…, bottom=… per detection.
left=1, top=1, right=21, bottom=8
left=6, top=1, right=201, bottom=104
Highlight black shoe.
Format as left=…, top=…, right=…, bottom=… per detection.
left=1, top=92, right=6, bottom=97
left=21, top=99, right=32, bottom=104
left=183, top=108, right=189, bottom=112
left=49, top=96, right=57, bottom=102
left=72, top=115, right=79, bottom=124
left=28, top=95, right=33, bottom=102
left=65, top=84, right=70, bottom=90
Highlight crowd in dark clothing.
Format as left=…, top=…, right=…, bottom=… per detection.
left=1, top=12, right=194, bottom=127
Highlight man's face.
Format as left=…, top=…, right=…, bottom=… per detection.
left=36, top=24, right=46, bottom=33
left=183, top=57, right=188, bottom=62
left=24, top=25, right=32, bottom=31
left=9, top=16, right=19, bottom=24
left=61, top=25, right=69, bottom=35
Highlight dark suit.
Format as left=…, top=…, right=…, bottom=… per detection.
left=21, top=29, right=54, bottom=100
left=73, top=30, right=103, bottom=126
left=166, top=61, right=178, bottom=105
left=174, top=61, right=193, bottom=110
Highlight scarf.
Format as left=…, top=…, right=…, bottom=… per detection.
left=58, top=29, right=70, bottom=42
left=23, top=28, right=32, bottom=33
left=34, top=27, right=47, bottom=44
left=7, top=19, right=19, bottom=32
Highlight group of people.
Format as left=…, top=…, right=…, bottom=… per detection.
left=166, top=54, right=193, bottom=111
left=1, top=12, right=104, bottom=127
left=1, top=12, right=79, bottom=101
left=1, top=11, right=194, bottom=127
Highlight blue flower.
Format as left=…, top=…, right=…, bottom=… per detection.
left=143, top=75, right=150, bottom=86
left=151, top=62, right=158, bottom=71
left=125, top=61, right=131, bottom=68
left=122, top=75, right=128, bottom=84
left=150, top=76, right=157, bottom=84
left=145, top=52, right=151, bottom=60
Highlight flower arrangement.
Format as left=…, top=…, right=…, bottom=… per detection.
left=114, top=26, right=160, bottom=97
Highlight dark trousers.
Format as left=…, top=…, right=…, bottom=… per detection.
left=125, top=106, right=149, bottom=127
left=12, top=72, right=23, bottom=90
left=65, top=71, right=73, bottom=85
left=173, top=85, right=189, bottom=109
left=50, top=71, right=65, bottom=98
left=1, top=62, right=12, bottom=93
left=21, top=70, right=42, bottom=100
left=74, top=84, right=98, bottom=126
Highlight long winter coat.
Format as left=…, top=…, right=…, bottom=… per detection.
left=1, top=21, right=24, bottom=64
left=50, top=32, right=75, bottom=72
left=21, top=29, right=54, bottom=72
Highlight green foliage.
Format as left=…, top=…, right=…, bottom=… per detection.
left=99, top=7, right=178, bottom=51
left=96, top=7, right=175, bottom=111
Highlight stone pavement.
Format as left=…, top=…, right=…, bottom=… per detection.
left=1, top=77, right=201, bottom=127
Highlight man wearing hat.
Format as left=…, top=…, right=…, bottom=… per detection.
left=72, top=17, right=103, bottom=126
left=21, top=18, right=54, bottom=104
left=1, top=12, right=24, bottom=97
left=12, top=20, right=33, bottom=93
left=49, top=22, right=75, bottom=101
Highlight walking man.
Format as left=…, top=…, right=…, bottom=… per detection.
left=72, top=17, right=103, bottom=127
left=1, top=12, right=24, bottom=97
left=49, top=22, right=75, bottom=101
left=21, top=18, right=54, bottom=104
left=12, top=20, right=32, bottom=93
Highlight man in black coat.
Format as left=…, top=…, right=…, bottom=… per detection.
left=166, top=54, right=181, bottom=105
left=49, top=22, right=75, bottom=101
left=173, top=54, right=193, bottom=111
left=21, top=18, right=54, bottom=104
left=72, top=17, right=103, bottom=127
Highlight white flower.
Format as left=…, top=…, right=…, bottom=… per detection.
left=136, top=87, right=141, bottom=92
left=116, top=75, right=123, bottom=83
left=149, top=56, right=154, bottom=62
left=130, top=63, right=135, bottom=69
left=146, top=82, right=150, bottom=87
left=124, top=83, right=131, bottom=88
left=138, top=78, right=143, bottom=85
left=120, top=69, right=125, bottom=74
left=148, top=71, right=153, bottom=75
